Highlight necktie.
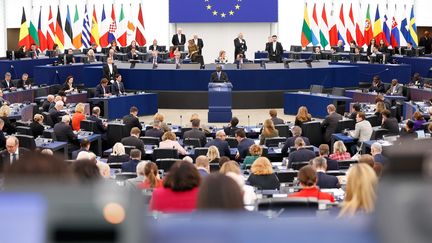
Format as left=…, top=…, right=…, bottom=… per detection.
left=218, top=72, right=221, bottom=80
left=12, top=153, right=16, bottom=163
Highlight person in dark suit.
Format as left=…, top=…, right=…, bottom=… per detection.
left=121, top=127, right=145, bottom=155
left=400, top=120, right=417, bottom=139
left=15, top=45, right=27, bottom=59
left=48, top=100, right=65, bottom=125
left=369, top=75, right=385, bottom=93
left=102, top=57, right=118, bottom=82
left=381, top=109, right=400, bottom=135
left=62, top=75, right=75, bottom=93
left=312, top=157, right=340, bottom=189
left=281, top=126, right=310, bottom=156
left=235, top=129, right=255, bottom=160
left=419, top=31, right=432, bottom=54
left=0, top=118, right=6, bottom=150
left=144, top=120, right=164, bottom=140
left=346, top=103, right=360, bottom=120
left=287, top=138, right=316, bottom=167
left=41, top=95, right=55, bottom=112
left=122, top=149, right=142, bottom=173
left=126, top=40, right=139, bottom=53
left=16, top=73, right=33, bottom=89
left=386, top=79, right=403, bottom=96
left=95, top=78, right=112, bottom=97
left=53, top=115, right=78, bottom=144
left=1, top=72, right=16, bottom=91
left=148, top=39, right=163, bottom=52
left=30, top=114, right=45, bottom=138
left=123, top=106, right=142, bottom=134
left=267, top=35, right=284, bottom=63
left=234, top=33, right=247, bottom=60
left=205, top=130, right=230, bottom=157
left=183, top=119, right=206, bottom=147
left=171, top=28, right=186, bottom=46
left=224, top=117, right=239, bottom=137
left=269, top=109, right=284, bottom=125
left=318, top=144, right=339, bottom=171
left=192, top=34, right=204, bottom=55
left=87, top=107, right=107, bottom=135
left=127, top=47, right=139, bottom=60
left=371, top=142, right=389, bottom=165
left=110, top=74, right=125, bottom=95
left=0, top=105, right=15, bottom=135
left=64, top=49, right=76, bottom=64
left=210, top=65, right=229, bottom=83
left=321, top=104, right=343, bottom=144
left=0, top=136, right=29, bottom=173
left=71, top=138, right=91, bottom=160
left=148, top=50, right=163, bottom=66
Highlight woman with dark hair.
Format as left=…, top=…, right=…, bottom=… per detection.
left=413, top=111, right=426, bottom=131
left=197, top=173, right=244, bottom=211
left=149, top=160, right=201, bottom=212
left=15, top=45, right=27, bottom=59
left=288, top=165, right=335, bottom=202
left=62, top=75, right=75, bottom=93
left=138, top=162, right=163, bottom=189
left=378, top=39, right=388, bottom=53
left=367, top=38, right=378, bottom=55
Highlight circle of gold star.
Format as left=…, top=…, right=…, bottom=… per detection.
left=204, top=0, right=242, bottom=19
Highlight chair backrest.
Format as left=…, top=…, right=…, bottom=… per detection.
left=209, top=163, right=220, bottom=172
left=337, top=159, right=358, bottom=170
left=153, top=148, right=179, bottom=161
left=331, top=87, right=345, bottom=96
left=180, top=127, right=192, bottom=137
left=274, top=124, right=292, bottom=138
left=275, top=171, right=298, bottom=183
left=194, top=147, right=209, bottom=157
left=336, top=119, right=356, bottom=133
left=107, top=123, right=128, bottom=147
left=289, top=145, right=314, bottom=153
left=371, top=128, right=389, bottom=140
left=264, top=137, right=287, bottom=147
left=310, top=84, right=324, bottom=94
left=326, top=171, right=346, bottom=176
left=140, top=136, right=160, bottom=145
left=16, top=134, right=36, bottom=150
left=183, top=138, right=201, bottom=148
left=156, top=158, right=181, bottom=172
left=16, top=126, right=32, bottom=136
left=123, top=145, right=136, bottom=155
left=301, top=121, right=324, bottom=146
left=80, top=120, right=96, bottom=132
left=257, top=197, right=319, bottom=213
left=225, top=137, right=238, bottom=148
left=290, top=161, right=310, bottom=170
left=366, top=115, right=380, bottom=127
left=42, top=112, right=54, bottom=127
left=115, top=172, right=137, bottom=181
left=42, top=130, right=56, bottom=140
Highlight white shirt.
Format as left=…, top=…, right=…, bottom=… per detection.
left=177, top=34, right=182, bottom=43
left=273, top=42, right=277, bottom=51
left=108, top=64, right=113, bottom=74
left=9, top=149, right=19, bottom=164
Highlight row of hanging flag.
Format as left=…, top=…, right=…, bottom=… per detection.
left=301, top=2, right=418, bottom=48
left=18, top=4, right=147, bottom=51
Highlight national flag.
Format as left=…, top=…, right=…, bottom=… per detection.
left=310, top=3, right=320, bottom=46
left=108, top=4, right=117, bottom=44
left=409, top=5, right=418, bottom=47
left=300, top=3, right=312, bottom=47
left=373, top=6, right=384, bottom=44
left=90, top=5, right=100, bottom=46
left=319, top=3, right=329, bottom=49
left=390, top=16, right=401, bottom=47
left=117, top=4, right=127, bottom=46
left=363, top=4, right=373, bottom=45
left=72, top=5, right=82, bottom=49
left=47, top=6, right=55, bottom=50
left=135, top=4, right=147, bottom=46
left=37, top=6, right=47, bottom=51
left=65, top=5, right=73, bottom=44
left=55, top=6, right=65, bottom=49
left=337, top=4, right=346, bottom=46
left=400, top=8, right=410, bottom=45
left=127, top=4, right=136, bottom=44
left=18, top=7, right=30, bottom=48
left=346, top=3, right=355, bottom=45
left=99, top=5, right=109, bottom=47
left=328, top=4, right=338, bottom=46
left=82, top=5, right=91, bottom=48
left=382, top=14, right=391, bottom=46
left=355, top=3, right=365, bottom=47
left=29, top=19, right=40, bottom=48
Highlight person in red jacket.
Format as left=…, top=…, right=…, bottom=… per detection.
left=149, top=161, right=201, bottom=213
left=288, top=165, right=335, bottom=202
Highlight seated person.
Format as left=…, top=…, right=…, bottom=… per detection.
left=86, top=49, right=96, bottom=63
left=168, top=45, right=179, bottom=59
left=159, top=132, right=186, bottom=155
left=195, top=156, right=210, bottom=177
left=17, top=73, right=33, bottom=89
left=318, top=144, right=339, bottom=170
left=234, top=129, right=255, bottom=160
left=0, top=119, right=5, bottom=149
left=121, top=149, right=142, bottom=173
left=413, top=111, right=427, bottom=131
left=1, top=72, right=16, bottom=91
left=370, top=142, right=389, bottom=165
left=169, top=51, right=183, bottom=67
left=183, top=119, right=206, bottom=147
left=71, top=138, right=91, bottom=160
left=281, top=126, right=310, bottom=156
left=294, top=106, right=312, bottom=126
left=210, top=65, right=229, bottom=83
left=205, top=130, right=230, bottom=157
left=71, top=103, right=86, bottom=131
left=322, top=104, right=343, bottom=144
left=64, top=48, right=76, bottom=64
left=107, top=143, right=130, bottom=164
left=216, top=50, right=228, bottom=63
left=95, top=78, right=112, bottom=97
left=187, top=39, right=204, bottom=68
left=206, top=146, right=220, bottom=165
left=127, top=47, right=139, bottom=60
left=400, top=120, right=417, bottom=139
left=121, top=127, right=145, bottom=155
left=259, top=119, right=279, bottom=145
left=109, top=40, right=121, bottom=52
left=242, top=144, right=262, bottom=169
left=137, top=162, right=163, bottom=189
left=14, top=45, right=27, bottom=59
left=30, top=114, right=45, bottom=138
left=153, top=113, right=171, bottom=133
left=288, top=165, right=335, bottom=202
left=311, top=157, right=340, bottom=189
left=145, top=120, right=164, bottom=140
left=148, top=50, right=163, bottom=65
left=329, top=141, right=351, bottom=160
left=349, top=112, right=373, bottom=143
left=287, top=137, right=316, bottom=167
left=110, top=74, right=126, bottom=95
left=381, top=109, right=399, bottom=135
left=48, top=100, right=66, bottom=125
left=53, top=115, right=78, bottom=144
left=269, top=109, right=284, bottom=125
left=410, top=72, right=423, bottom=87
left=234, top=53, right=248, bottom=68
left=346, top=103, right=360, bottom=120
left=87, top=107, right=107, bottom=134
left=386, top=79, right=403, bottom=96
left=0, top=105, right=15, bottom=135
left=148, top=39, right=162, bottom=52
left=246, top=157, right=280, bottom=190
left=41, top=95, right=55, bottom=112
left=224, top=117, right=239, bottom=137
left=0, top=90, right=9, bottom=107
left=368, top=75, right=385, bottom=93
left=123, top=106, right=142, bottom=134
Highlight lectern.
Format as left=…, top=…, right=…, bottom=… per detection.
left=208, top=82, right=233, bottom=122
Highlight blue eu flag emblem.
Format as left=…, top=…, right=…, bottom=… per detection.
left=203, top=0, right=242, bottom=19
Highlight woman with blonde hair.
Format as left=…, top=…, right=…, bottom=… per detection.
left=153, top=113, right=171, bottom=132
left=159, top=132, right=186, bottom=155
left=72, top=103, right=86, bottom=131
left=339, top=164, right=378, bottom=217
left=107, top=142, right=130, bottom=164
left=329, top=141, right=351, bottom=160
left=259, top=119, right=279, bottom=145
left=219, top=161, right=241, bottom=174
left=188, top=39, right=204, bottom=67
left=207, top=146, right=220, bottom=164
left=219, top=160, right=257, bottom=205
left=246, top=157, right=280, bottom=190
left=294, top=106, right=312, bottom=126
left=242, top=144, right=263, bottom=169
left=30, top=114, right=45, bottom=138
left=0, top=105, right=15, bottom=135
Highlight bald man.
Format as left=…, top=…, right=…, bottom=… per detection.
left=0, top=136, right=29, bottom=172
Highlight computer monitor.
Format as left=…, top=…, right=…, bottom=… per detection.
left=310, top=84, right=324, bottom=94
left=290, top=45, right=302, bottom=52
left=416, top=47, right=425, bottom=56
left=6, top=50, right=14, bottom=60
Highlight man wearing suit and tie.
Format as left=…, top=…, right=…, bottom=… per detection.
left=1, top=72, right=16, bottom=91
left=321, top=104, right=343, bottom=144
left=268, top=35, right=284, bottom=63
left=95, top=78, right=112, bottom=97
left=287, top=137, right=316, bottom=167
left=205, top=130, right=230, bottom=157
left=386, top=79, right=403, bottom=96
left=172, top=28, right=186, bottom=46
left=0, top=136, right=29, bottom=173
left=193, top=34, right=204, bottom=55
left=102, top=57, right=118, bottom=82
left=234, top=33, right=247, bottom=60
left=111, top=74, right=125, bottom=95
left=312, top=157, right=340, bottom=189
left=210, top=65, right=229, bottom=83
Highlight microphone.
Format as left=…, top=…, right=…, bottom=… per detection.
left=247, top=115, right=250, bottom=127
left=180, top=115, right=183, bottom=127
left=10, top=65, right=14, bottom=69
